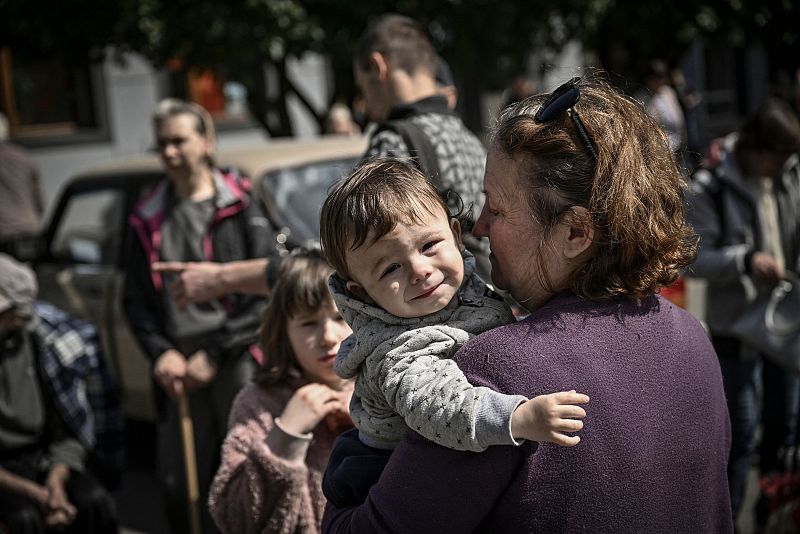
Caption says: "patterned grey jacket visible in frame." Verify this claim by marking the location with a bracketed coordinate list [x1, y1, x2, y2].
[364, 95, 487, 225]
[329, 255, 526, 451]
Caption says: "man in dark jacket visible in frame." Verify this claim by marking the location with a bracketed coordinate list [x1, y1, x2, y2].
[685, 99, 800, 526]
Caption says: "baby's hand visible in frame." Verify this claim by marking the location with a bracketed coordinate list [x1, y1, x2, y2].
[510, 390, 589, 447]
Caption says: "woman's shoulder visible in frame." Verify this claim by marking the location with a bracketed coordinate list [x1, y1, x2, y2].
[456, 292, 706, 382]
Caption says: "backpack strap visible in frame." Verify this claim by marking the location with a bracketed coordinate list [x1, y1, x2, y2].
[694, 166, 726, 244]
[377, 119, 444, 190]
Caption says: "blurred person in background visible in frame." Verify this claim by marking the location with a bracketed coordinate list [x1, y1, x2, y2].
[670, 67, 704, 172]
[326, 103, 361, 136]
[0, 254, 121, 534]
[685, 98, 800, 528]
[0, 113, 44, 258]
[635, 59, 688, 169]
[124, 99, 275, 534]
[502, 74, 536, 109]
[354, 14, 492, 281]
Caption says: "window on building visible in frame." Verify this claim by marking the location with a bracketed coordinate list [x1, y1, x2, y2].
[178, 65, 253, 130]
[0, 47, 108, 145]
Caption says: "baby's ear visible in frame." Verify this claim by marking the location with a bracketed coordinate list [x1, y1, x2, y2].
[450, 218, 464, 251]
[345, 280, 369, 301]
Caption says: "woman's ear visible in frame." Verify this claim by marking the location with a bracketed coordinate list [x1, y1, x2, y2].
[450, 218, 464, 252]
[560, 206, 594, 259]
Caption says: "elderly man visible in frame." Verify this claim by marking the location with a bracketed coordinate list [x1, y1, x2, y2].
[0, 254, 121, 533]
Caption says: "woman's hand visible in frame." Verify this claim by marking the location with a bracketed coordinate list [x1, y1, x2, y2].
[185, 350, 217, 391]
[153, 349, 187, 399]
[511, 390, 589, 446]
[279, 383, 348, 435]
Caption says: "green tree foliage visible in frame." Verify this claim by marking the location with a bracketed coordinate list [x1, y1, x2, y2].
[2, 0, 796, 136]
[577, 0, 799, 81]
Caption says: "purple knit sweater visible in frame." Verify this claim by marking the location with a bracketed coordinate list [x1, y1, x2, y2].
[323, 292, 733, 533]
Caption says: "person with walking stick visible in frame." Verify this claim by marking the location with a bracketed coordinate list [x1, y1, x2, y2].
[124, 99, 275, 533]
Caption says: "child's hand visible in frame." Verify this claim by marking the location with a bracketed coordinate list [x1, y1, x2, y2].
[280, 383, 347, 435]
[510, 390, 589, 447]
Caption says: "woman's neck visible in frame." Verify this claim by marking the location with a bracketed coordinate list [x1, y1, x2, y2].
[173, 167, 215, 201]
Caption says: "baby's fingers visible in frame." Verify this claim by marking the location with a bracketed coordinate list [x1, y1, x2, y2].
[553, 418, 584, 433]
[553, 390, 590, 404]
[548, 433, 581, 447]
[557, 405, 587, 419]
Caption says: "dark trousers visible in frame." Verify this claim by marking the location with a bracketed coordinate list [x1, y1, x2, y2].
[714, 336, 800, 519]
[322, 428, 392, 508]
[0, 460, 117, 534]
[157, 353, 254, 534]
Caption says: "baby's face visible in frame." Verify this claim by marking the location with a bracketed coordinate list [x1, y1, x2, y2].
[345, 209, 465, 319]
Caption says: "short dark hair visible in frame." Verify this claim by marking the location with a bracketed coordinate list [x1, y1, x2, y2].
[320, 158, 451, 281]
[735, 98, 800, 163]
[491, 75, 697, 299]
[355, 14, 437, 77]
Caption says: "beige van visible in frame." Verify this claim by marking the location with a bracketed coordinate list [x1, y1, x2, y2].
[32, 135, 366, 421]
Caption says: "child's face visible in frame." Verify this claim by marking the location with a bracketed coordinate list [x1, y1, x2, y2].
[287, 300, 352, 387]
[345, 208, 465, 318]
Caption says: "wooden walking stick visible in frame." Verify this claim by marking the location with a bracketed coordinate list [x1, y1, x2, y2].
[178, 391, 202, 534]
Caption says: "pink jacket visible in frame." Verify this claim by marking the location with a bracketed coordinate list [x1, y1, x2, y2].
[209, 378, 350, 534]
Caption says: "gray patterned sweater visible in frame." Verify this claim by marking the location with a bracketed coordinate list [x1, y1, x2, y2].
[364, 95, 487, 223]
[329, 256, 526, 451]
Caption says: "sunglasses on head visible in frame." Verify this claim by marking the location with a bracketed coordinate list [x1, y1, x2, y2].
[534, 77, 598, 161]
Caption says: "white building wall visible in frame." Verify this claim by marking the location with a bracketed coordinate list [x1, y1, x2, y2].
[29, 51, 328, 217]
[287, 53, 331, 139]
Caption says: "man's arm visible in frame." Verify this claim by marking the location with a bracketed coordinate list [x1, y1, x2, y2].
[152, 258, 270, 307]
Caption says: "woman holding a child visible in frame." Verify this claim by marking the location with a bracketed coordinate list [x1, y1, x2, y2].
[323, 77, 733, 532]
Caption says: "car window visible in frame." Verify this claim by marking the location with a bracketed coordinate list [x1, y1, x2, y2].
[51, 188, 125, 264]
[259, 157, 358, 246]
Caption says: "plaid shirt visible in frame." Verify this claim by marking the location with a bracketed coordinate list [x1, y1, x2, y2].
[33, 301, 124, 484]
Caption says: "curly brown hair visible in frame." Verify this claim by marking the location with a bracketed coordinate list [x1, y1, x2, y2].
[253, 248, 335, 387]
[491, 75, 698, 299]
